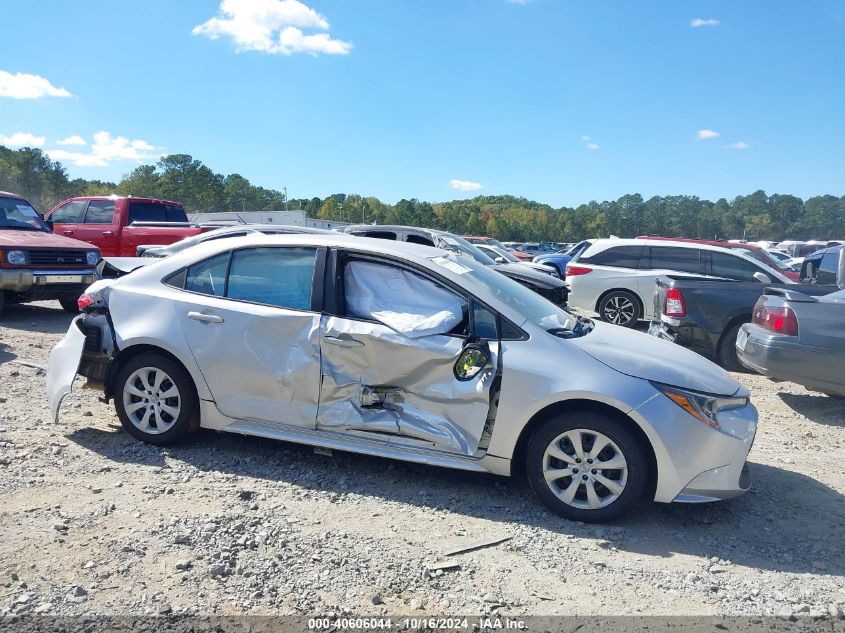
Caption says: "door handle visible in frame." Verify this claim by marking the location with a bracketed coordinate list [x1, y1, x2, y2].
[324, 335, 364, 347]
[62, 230, 74, 236]
[187, 311, 224, 324]
[101, 231, 114, 236]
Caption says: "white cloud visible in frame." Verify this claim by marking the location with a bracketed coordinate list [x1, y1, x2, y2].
[690, 18, 721, 29]
[0, 132, 46, 148]
[46, 131, 161, 168]
[192, 0, 352, 56]
[450, 179, 483, 192]
[691, 18, 720, 28]
[586, 143, 600, 150]
[580, 135, 592, 142]
[56, 135, 87, 146]
[697, 129, 720, 140]
[0, 71, 72, 99]
[726, 141, 749, 150]
[506, 0, 537, 4]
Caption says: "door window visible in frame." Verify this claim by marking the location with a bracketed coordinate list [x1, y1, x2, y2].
[647, 246, 705, 274]
[184, 252, 229, 297]
[128, 202, 167, 223]
[83, 200, 115, 224]
[710, 251, 764, 282]
[343, 259, 467, 338]
[580, 245, 644, 269]
[816, 252, 839, 285]
[50, 200, 87, 223]
[227, 247, 317, 310]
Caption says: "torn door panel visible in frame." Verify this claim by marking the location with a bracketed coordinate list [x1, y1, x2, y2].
[317, 315, 497, 456]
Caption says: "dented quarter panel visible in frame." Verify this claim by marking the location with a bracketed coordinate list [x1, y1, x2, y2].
[317, 315, 496, 455]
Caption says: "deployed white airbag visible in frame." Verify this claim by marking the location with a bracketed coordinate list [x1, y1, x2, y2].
[345, 261, 464, 338]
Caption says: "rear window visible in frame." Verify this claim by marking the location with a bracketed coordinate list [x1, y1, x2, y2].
[647, 246, 705, 275]
[580, 245, 644, 269]
[816, 252, 840, 285]
[359, 231, 397, 240]
[128, 202, 187, 223]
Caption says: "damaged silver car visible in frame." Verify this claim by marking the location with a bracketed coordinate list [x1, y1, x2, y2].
[47, 234, 757, 522]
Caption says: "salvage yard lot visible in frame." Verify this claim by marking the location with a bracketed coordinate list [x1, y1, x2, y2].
[1, 302, 844, 618]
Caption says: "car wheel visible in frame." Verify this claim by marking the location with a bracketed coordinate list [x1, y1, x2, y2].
[114, 353, 199, 445]
[598, 291, 640, 327]
[526, 411, 648, 522]
[717, 322, 746, 373]
[59, 298, 79, 313]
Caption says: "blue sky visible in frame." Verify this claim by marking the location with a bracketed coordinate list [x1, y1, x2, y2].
[1, 0, 844, 207]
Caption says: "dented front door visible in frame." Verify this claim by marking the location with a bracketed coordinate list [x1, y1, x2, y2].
[317, 316, 498, 455]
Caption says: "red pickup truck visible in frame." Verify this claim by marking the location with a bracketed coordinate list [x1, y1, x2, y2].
[45, 196, 209, 256]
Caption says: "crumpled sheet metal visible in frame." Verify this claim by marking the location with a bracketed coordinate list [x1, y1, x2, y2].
[108, 287, 322, 426]
[317, 315, 496, 456]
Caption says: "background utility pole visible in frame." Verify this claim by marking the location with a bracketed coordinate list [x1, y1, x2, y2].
[362, 198, 366, 223]
[283, 187, 288, 211]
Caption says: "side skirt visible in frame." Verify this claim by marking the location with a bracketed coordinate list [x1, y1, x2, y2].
[198, 400, 510, 475]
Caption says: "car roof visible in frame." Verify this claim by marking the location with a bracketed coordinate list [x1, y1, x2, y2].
[57, 195, 184, 206]
[636, 235, 770, 254]
[0, 191, 26, 200]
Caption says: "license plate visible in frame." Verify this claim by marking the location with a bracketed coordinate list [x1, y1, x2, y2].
[41, 275, 84, 284]
[736, 329, 749, 351]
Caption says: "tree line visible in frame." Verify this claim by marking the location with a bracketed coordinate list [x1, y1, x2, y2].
[1, 145, 843, 241]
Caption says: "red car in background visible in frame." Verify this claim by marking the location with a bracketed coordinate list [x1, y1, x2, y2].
[45, 196, 210, 257]
[636, 236, 800, 281]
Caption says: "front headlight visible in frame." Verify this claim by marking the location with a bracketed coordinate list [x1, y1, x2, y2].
[6, 250, 28, 265]
[86, 251, 100, 265]
[653, 382, 748, 429]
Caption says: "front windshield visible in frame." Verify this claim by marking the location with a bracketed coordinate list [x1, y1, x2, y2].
[735, 247, 791, 272]
[429, 255, 578, 332]
[0, 197, 49, 231]
[437, 234, 497, 265]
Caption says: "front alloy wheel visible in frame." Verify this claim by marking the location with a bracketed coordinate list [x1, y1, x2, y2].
[598, 291, 640, 327]
[526, 411, 648, 522]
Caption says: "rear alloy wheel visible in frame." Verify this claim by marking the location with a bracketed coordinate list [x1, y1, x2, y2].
[59, 298, 79, 313]
[717, 322, 746, 372]
[114, 353, 198, 445]
[598, 291, 640, 327]
[526, 412, 648, 522]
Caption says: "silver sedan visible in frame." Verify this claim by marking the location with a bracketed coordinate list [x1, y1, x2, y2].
[48, 234, 757, 522]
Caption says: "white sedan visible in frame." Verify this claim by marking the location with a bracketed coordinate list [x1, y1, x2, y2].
[48, 234, 757, 522]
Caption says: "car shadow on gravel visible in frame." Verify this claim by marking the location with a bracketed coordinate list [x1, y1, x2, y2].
[777, 393, 845, 427]
[0, 302, 76, 334]
[67, 426, 845, 578]
[0, 341, 16, 364]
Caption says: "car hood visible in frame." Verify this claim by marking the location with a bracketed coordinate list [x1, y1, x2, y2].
[491, 263, 566, 288]
[0, 229, 95, 250]
[518, 261, 557, 274]
[569, 322, 742, 396]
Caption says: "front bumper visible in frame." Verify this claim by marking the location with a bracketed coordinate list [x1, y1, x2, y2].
[0, 268, 95, 298]
[634, 391, 757, 504]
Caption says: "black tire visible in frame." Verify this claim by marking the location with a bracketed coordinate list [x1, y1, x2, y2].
[59, 298, 79, 313]
[526, 411, 649, 522]
[114, 352, 199, 445]
[717, 321, 746, 372]
[597, 290, 641, 328]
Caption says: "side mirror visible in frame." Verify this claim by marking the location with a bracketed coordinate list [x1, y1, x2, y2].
[44, 218, 54, 231]
[454, 341, 490, 381]
[494, 256, 507, 264]
[753, 272, 772, 284]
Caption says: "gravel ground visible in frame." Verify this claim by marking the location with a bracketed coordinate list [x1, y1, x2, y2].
[1, 301, 844, 619]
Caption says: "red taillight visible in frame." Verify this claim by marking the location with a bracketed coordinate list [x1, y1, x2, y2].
[753, 300, 798, 335]
[77, 293, 94, 311]
[664, 287, 686, 317]
[566, 264, 592, 276]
